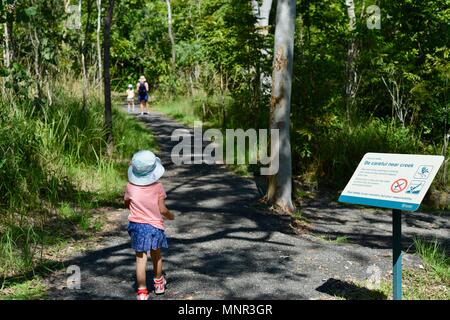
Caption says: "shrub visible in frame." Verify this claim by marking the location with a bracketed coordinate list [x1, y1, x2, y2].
[314, 119, 423, 189]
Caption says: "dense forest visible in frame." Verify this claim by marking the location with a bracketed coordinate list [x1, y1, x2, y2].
[29, 0, 450, 189]
[0, 0, 449, 293]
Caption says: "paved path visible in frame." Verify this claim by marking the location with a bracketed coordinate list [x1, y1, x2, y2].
[47, 110, 449, 300]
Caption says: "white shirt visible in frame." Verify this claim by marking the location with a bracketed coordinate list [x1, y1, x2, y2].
[127, 89, 135, 99]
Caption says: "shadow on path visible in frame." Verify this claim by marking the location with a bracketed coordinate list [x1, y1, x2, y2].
[46, 109, 448, 300]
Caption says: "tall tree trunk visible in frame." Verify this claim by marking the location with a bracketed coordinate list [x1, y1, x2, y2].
[64, 0, 71, 12]
[3, 7, 14, 97]
[346, 0, 356, 31]
[442, 76, 449, 185]
[251, 0, 273, 94]
[5, 10, 14, 66]
[104, 0, 114, 156]
[96, 0, 103, 93]
[3, 23, 10, 70]
[30, 25, 42, 99]
[2, 23, 10, 96]
[80, 0, 93, 108]
[80, 0, 87, 108]
[345, 0, 359, 125]
[165, 0, 176, 68]
[265, 0, 296, 213]
[251, 0, 273, 28]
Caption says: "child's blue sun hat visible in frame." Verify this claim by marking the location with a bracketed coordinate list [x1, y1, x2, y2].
[128, 150, 165, 186]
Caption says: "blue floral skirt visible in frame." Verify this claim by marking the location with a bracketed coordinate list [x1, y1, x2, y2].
[128, 222, 168, 252]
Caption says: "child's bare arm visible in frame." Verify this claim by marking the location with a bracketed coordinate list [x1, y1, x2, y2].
[124, 199, 131, 209]
[158, 197, 174, 220]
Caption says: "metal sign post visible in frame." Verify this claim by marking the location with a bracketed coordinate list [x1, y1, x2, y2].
[339, 153, 444, 300]
[392, 209, 402, 300]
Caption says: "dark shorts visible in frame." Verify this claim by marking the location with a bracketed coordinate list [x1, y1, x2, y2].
[138, 94, 148, 102]
[128, 222, 168, 252]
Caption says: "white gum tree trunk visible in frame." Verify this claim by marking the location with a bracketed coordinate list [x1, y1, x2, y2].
[345, 0, 359, 124]
[166, 0, 176, 69]
[251, 0, 273, 93]
[265, 0, 296, 213]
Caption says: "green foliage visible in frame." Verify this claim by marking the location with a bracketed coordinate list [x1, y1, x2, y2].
[0, 81, 156, 279]
[0, 278, 48, 300]
[112, 104, 158, 159]
[315, 119, 423, 188]
[414, 238, 450, 284]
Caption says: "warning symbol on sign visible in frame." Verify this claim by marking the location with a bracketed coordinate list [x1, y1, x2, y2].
[406, 180, 425, 194]
[414, 165, 433, 179]
[391, 179, 408, 193]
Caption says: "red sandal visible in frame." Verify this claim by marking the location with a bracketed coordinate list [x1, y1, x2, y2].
[136, 288, 149, 300]
[154, 276, 167, 295]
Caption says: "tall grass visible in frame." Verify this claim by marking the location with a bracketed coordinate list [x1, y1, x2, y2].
[155, 95, 430, 185]
[414, 238, 450, 284]
[314, 119, 423, 189]
[0, 81, 156, 280]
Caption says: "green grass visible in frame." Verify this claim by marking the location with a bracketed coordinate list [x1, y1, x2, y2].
[413, 238, 450, 284]
[377, 269, 450, 300]
[317, 235, 349, 245]
[154, 96, 203, 126]
[333, 236, 349, 244]
[0, 84, 157, 298]
[348, 238, 450, 300]
[314, 119, 423, 189]
[155, 95, 269, 178]
[0, 278, 47, 300]
[154, 93, 246, 129]
[292, 209, 303, 221]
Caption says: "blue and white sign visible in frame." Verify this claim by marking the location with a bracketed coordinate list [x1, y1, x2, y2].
[339, 153, 444, 211]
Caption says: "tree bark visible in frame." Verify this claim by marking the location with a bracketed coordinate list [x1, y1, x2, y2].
[265, 0, 296, 213]
[104, 0, 114, 155]
[345, 0, 359, 125]
[64, 0, 71, 12]
[3, 23, 10, 69]
[96, 0, 103, 93]
[165, 0, 176, 69]
[3, 6, 14, 97]
[29, 25, 42, 99]
[80, 0, 87, 108]
[2, 23, 10, 96]
[346, 0, 356, 31]
[5, 9, 14, 66]
[251, 0, 272, 28]
[251, 0, 273, 94]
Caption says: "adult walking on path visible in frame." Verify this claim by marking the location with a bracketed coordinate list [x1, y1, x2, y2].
[137, 76, 150, 116]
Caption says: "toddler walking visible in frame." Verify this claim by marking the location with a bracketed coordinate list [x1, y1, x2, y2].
[126, 84, 135, 113]
[124, 150, 174, 300]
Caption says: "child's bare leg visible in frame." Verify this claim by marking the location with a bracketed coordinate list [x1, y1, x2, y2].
[150, 249, 163, 279]
[136, 252, 148, 289]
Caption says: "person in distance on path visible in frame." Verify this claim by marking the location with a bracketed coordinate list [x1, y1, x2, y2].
[136, 76, 149, 116]
[126, 84, 135, 113]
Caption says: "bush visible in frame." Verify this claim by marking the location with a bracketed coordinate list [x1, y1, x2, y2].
[0, 84, 156, 278]
[314, 119, 423, 189]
